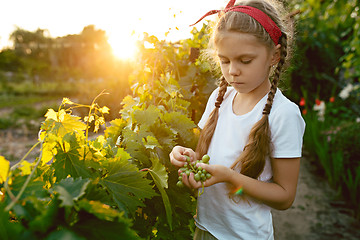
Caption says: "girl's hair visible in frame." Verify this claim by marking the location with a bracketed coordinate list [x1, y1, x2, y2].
[196, 0, 292, 179]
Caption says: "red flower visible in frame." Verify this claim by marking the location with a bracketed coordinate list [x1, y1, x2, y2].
[329, 97, 335, 103]
[300, 97, 305, 106]
[315, 99, 321, 106]
[302, 109, 307, 115]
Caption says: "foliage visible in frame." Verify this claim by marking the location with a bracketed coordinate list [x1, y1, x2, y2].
[301, 92, 360, 218]
[287, 0, 359, 103]
[0, 21, 219, 238]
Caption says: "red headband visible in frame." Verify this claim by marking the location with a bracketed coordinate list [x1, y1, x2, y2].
[190, 0, 282, 45]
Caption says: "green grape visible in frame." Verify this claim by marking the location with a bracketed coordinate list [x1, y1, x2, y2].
[176, 181, 184, 187]
[176, 154, 212, 194]
[194, 173, 201, 182]
[202, 154, 210, 163]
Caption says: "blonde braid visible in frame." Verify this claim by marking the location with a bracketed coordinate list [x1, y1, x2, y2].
[196, 77, 228, 157]
[263, 34, 288, 115]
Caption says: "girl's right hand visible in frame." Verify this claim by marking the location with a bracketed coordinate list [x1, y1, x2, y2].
[169, 146, 196, 168]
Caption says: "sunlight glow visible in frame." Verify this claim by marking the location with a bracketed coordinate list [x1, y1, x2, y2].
[108, 34, 138, 61]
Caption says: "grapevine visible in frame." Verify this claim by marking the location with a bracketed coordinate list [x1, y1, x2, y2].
[176, 154, 211, 196]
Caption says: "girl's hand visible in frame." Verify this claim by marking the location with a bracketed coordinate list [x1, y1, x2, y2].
[183, 163, 233, 189]
[169, 146, 197, 168]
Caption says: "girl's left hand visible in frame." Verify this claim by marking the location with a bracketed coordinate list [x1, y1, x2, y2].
[182, 163, 233, 189]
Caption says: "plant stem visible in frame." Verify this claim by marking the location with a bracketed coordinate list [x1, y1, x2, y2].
[5, 136, 45, 212]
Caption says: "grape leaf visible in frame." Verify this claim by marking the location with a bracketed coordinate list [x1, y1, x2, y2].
[52, 133, 92, 181]
[43, 109, 87, 137]
[53, 147, 91, 181]
[100, 159, 157, 214]
[10, 175, 47, 200]
[148, 155, 172, 230]
[142, 136, 161, 150]
[45, 229, 86, 240]
[77, 199, 125, 222]
[28, 199, 59, 233]
[133, 105, 161, 126]
[163, 112, 196, 141]
[0, 202, 24, 240]
[53, 177, 90, 207]
[72, 211, 139, 240]
[0, 156, 9, 184]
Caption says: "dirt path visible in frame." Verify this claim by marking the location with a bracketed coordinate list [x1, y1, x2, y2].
[1, 128, 360, 239]
[272, 155, 360, 240]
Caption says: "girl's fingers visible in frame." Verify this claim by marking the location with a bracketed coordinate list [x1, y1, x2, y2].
[183, 149, 196, 161]
[181, 173, 191, 188]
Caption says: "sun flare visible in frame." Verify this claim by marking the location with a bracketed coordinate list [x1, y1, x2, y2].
[108, 34, 138, 61]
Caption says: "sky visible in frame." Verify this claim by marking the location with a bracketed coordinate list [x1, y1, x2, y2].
[0, 0, 227, 59]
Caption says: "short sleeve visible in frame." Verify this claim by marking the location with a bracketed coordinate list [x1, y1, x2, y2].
[270, 102, 306, 158]
[198, 88, 219, 129]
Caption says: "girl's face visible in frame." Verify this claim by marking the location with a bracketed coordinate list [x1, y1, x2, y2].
[216, 31, 279, 95]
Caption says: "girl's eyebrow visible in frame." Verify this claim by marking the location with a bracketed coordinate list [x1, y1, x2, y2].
[217, 53, 257, 58]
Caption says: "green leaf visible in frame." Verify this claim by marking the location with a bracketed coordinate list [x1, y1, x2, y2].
[163, 112, 196, 141]
[133, 105, 161, 126]
[45, 229, 86, 240]
[10, 175, 48, 200]
[115, 148, 132, 161]
[53, 177, 90, 207]
[142, 136, 161, 150]
[148, 155, 172, 230]
[28, 199, 59, 233]
[43, 109, 87, 137]
[104, 118, 127, 142]
[100, 159, 157, 214]
[149, 122, 177, 150]
[0, 202, 24, 240]
[149, 154, 168, 189]
[52, 141, 91, 181]
[77, 199, 125, 222]
[122, 129, 151, 166]
[72, 211, 139, 240]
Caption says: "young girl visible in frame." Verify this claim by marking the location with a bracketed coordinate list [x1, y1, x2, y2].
[169, 0, 305, 239]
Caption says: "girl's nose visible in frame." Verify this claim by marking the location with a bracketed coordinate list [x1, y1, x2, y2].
[229, 62, 240, 76]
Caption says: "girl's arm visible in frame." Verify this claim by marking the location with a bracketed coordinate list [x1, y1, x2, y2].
[187, 157, 300, 210]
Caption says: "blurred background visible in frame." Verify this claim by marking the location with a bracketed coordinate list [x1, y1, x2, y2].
[0, 0, 359, 238]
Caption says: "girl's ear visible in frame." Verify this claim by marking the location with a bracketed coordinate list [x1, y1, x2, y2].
[271, 44, 281, 65]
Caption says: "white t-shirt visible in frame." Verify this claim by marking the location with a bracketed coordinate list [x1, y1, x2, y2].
[195, 87, 305, 240]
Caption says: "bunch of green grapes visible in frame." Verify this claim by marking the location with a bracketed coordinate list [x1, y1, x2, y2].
[176, 155, 211, 195]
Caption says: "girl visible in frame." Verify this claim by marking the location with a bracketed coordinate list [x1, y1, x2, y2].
[169, 0, 305, 239]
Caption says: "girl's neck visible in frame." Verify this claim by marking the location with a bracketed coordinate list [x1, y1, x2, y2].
[232, 79, 271, 116]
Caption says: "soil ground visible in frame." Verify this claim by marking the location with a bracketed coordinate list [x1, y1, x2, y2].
[1, 126, 360, 239]
[272, 155, 360, 240]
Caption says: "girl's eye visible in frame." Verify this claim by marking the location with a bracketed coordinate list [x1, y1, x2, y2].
[220, 60, 230, 64]
[242, 60, 252, 64]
